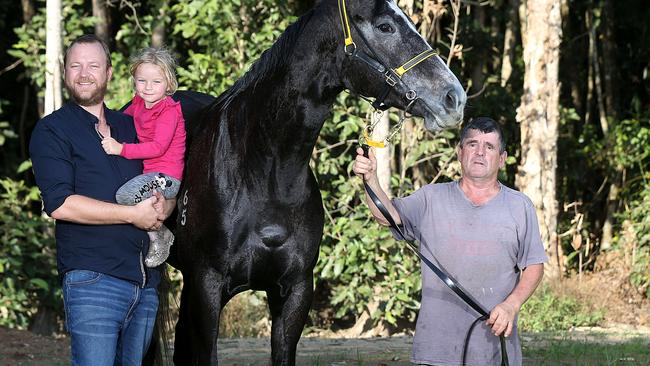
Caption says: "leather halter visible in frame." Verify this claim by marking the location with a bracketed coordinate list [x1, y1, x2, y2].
[337, 0, 437, 111]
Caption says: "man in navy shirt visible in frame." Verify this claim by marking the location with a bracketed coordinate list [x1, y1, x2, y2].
[30, 34, 174, 365]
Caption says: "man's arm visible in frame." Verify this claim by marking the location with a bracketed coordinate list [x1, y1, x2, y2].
[486, 263, 544, 337]
[352, 147, 402, 227]
[51, 194, 165, 230]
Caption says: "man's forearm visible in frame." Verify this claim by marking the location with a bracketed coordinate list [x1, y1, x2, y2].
[504, 263, 544, 311]
[50, 194, 136, 225]
[363, 178, 402, 227]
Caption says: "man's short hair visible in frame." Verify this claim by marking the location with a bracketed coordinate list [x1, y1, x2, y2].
[64, 34, 112, 68]
[459, 117, 506, 153]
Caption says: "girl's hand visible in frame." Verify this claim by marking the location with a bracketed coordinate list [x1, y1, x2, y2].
[101, 137, 123, 155]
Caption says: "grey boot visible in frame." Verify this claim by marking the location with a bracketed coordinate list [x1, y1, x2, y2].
[145, 224, 174, 267]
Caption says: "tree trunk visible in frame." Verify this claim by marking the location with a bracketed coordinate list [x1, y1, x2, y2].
[587, 10, 608, 136]
[372, 112, 392, 197]
[469, 5, 487, 95]
[562, 0, 584, 121]
[28, 304, 58, 336]
[598, 0, 621, 251]
[515, 0, 562, 278]
[584, 8, 594, 126]
[20, 0, 35, 161]
[152, 0, 169, 47]
[600, 0, 618, 121]
[21, 0, 35, 20]
[92, 0, 112, 47]
[500, 0, 519, 87]
[44, 0, 62, 117]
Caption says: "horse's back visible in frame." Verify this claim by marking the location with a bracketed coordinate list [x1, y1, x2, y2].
[172, 90, 216, 140]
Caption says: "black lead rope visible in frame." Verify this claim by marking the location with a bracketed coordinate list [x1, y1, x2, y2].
[360, 145, 509, 366]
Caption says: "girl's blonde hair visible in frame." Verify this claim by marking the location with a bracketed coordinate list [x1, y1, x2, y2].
[129, 47, 178, 95]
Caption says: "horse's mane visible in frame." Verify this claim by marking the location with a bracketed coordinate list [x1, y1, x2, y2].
[213, 10, 316, 111]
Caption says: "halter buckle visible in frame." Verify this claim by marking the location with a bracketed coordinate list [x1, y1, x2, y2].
[384, 71, 398, 87]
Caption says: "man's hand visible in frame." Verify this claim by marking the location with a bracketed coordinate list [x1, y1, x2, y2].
[101, 137, 123, 155]
[152, 191, 176, 220]
[130, 196, 165, 231]
[486, 301, 518, 337]
[352, 147, 378, 183]
[487, 264, 544, 338]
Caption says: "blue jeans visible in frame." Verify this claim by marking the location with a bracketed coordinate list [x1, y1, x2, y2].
[63, 270, 159, 366]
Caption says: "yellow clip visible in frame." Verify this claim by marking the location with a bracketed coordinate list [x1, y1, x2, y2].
[362, 129, 386, 148]
[394, 66, 407, 77]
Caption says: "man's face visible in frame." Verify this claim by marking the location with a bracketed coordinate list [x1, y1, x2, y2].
[64, 42, 112, 107]
[457, 129, 506, 182]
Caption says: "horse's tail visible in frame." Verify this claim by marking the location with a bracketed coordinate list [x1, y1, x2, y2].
[143, 265, 174, 366]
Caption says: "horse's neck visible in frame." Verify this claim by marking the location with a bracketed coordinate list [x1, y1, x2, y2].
[222, 8, 343, 170]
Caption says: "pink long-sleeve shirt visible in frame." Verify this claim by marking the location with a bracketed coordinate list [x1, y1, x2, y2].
[121, 95, 186, 180]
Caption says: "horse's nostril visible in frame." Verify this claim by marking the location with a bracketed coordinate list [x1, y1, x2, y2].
[445, 91, 456, 109]
[444, 87, 465, 112]
[445, 89, 459, 111]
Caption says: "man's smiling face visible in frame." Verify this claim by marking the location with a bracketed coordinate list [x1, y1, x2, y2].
[64, 42, 112, 107]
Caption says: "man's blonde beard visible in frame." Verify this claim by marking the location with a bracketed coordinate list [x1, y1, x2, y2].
[65, 79, 108, 107]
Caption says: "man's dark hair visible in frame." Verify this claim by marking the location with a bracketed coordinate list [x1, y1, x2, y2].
[64, 34, 112, 67]
[459, 117, 506, 153]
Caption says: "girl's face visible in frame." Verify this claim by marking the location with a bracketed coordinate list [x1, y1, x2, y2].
[134, 63, 168, 108]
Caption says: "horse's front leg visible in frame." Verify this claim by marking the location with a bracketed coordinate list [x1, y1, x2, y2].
[176, 267, 226, 366]
[266, 275, 314, 366]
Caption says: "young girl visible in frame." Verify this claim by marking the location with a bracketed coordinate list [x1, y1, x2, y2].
[101, 47, 186, 267]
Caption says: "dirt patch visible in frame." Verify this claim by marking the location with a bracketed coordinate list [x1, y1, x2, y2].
[554, 252, 650, 327]
[0, 327, 68, 366]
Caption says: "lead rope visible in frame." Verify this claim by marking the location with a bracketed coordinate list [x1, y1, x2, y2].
[359, 145, 508, 366]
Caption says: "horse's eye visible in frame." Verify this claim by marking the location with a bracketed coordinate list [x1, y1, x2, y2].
[378, 23, 395, 33]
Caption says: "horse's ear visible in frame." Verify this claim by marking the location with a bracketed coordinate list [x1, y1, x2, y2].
[119, 100, 132, 113]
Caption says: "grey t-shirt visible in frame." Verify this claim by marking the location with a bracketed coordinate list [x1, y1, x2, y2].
[391, 181, 547, 366]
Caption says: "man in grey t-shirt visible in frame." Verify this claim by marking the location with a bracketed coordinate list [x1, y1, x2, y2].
[353, 117, 547, 365]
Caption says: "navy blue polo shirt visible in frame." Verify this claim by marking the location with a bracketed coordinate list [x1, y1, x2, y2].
[29, 102, 160, 288]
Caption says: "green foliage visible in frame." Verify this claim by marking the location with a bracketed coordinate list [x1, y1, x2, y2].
[609, 116, 650, 296]
[170, 0, 295, 95]
[0, 178, 59, 329]
[108, 0, 174, 109]
[9, 0, 95, 93]
[104, 0, 296, 109]
[219, 291, 271, 337]
[619, 188, 650, 298]
[0, 99, 17, 146]
[519, 285, 603, 332]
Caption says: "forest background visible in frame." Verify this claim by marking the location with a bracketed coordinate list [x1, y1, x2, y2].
[0, 0, 648, 338]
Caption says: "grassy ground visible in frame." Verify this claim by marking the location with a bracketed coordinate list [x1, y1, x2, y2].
[524, 338, 649, 366]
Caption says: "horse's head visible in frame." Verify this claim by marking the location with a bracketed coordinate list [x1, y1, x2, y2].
[337, 0, 466, 131]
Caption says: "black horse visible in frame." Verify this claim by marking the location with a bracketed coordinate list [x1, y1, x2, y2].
[171, 0, 466, 364]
